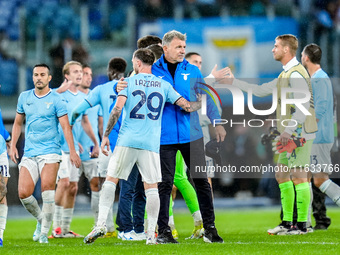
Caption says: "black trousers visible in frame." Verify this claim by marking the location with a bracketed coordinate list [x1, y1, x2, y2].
[312, 182, 331, 226]
[157, 138, 215, 232]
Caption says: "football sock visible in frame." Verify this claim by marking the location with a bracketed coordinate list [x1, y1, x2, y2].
[295, 182, 311, 222]
[145, 188, 160, 237]
[20, 195, 42, 223]
[106, 205, 115, 233]
[168, 195, 175, 229]
[319, 179, 340, 206]
[279, 181, 294, 222]
[53, 205, 63, 229]
[0, 204, 8, 239]
[62, 208, 74, 234]
[192, 211, 203, 226]
[169, 195, 173, 217]
[307, 182, 313, 227]
[98, 181, 116, 227]
[174, 152, 200, 214]
[41, 190, 55, 235]
[91, 191, 100, 224]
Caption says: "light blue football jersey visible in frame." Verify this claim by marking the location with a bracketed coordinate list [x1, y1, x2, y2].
[117, 73, 181, 153]
[85, 80, 118, 130]
[0, 108, 10, 154]
[312, 69, 334, 144]
[16, 89, 68, 157]
[58, 90, 86, 152]
[0, 136, 5, 155]
[85, 80, 120, 151]
[79, 101, 102, 161]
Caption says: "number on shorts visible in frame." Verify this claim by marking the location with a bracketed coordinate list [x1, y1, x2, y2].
[310, 155, 318, 165]
[290, 150, 296, 159]
[0, 165, 7, 176]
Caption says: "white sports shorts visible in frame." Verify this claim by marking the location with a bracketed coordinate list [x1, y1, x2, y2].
[98, 149, 113, 178]
[107, 146, 162, 184]
[309, 143, 333, 174]
[0, 152, 10, 178]
[58, 151, 80, 182]
[79, 158, 99, 181]
[19, 154, 62, 185]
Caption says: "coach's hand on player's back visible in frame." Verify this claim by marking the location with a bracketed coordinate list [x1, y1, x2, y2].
[116, 77, 128, 93]
[70, 151, 81, 168]
[101, 136, 110, 156]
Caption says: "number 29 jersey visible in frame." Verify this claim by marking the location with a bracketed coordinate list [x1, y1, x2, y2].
[117, 73, 181, 153]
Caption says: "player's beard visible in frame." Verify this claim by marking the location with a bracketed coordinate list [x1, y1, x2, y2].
[35, 81, 48, 90]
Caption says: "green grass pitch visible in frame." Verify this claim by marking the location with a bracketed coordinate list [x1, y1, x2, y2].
[1, 207, 340, 254]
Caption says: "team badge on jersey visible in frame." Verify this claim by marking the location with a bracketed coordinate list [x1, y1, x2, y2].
[181, 73, 190, 80]
[45, 102, 53, 109]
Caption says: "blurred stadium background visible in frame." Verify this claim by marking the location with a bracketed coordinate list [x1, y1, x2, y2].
[1, 0, 340, 209]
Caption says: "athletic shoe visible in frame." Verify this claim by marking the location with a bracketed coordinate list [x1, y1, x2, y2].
[48, 227, 62, 239]
[146, 234, 157, 245]
[39, 234, 49, 244]
[172, 229, 179, 239]
[134, 232, 147, 241]
[33, 222, 41, 242]
[63, 230, 83, 238]
[203, 226, 224, 243]
[307, 226, 314, 233]
[314, 223, 329, 230]
[122, 230, 136, 240]
[157, 229, 179, 244]
[286, 222, 308, 235]
[268, 221, 292, 235]
[84, 225, 107, 244]
[0, 237, 3, 247]
[186, 224, 204, 239]
[102, 231, 117, 238]
[117, 231, 124, 240]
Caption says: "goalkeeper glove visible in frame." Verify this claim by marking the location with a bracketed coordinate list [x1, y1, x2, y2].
[273, 137, 306, 154]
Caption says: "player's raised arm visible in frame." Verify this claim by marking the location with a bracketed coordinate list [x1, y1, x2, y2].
[70, 100, 91, 125]
[175, 95, 202, 113]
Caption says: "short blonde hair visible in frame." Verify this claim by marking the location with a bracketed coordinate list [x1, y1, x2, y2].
[275, 34, 298, 55]
[62, 61, 82, 76]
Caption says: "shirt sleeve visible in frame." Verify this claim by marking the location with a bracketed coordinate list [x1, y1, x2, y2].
[85, 86, 100, 107]
[70, 99, 91, 125]
[54, 94, 68, 118]
[98, 105, 103, 117]
[232, 78, 277, 97]
[284, 71, 310, 135]
[312, 78, 329, 121]
[118, 78, 129, 98]
[0, 110, 10, 141]
[16, 92, 25, 114]
[166, 82, 181, 104]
